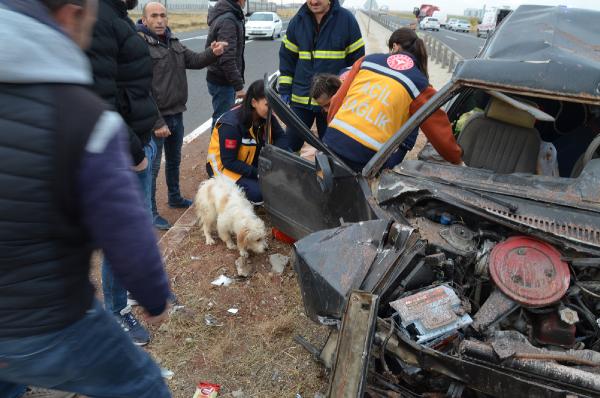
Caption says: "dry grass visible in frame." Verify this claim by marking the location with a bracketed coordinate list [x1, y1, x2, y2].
[129, 12, 208, 32]
[144, 225, 329, 397]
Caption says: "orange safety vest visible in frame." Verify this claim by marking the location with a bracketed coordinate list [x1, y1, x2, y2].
[207, 120, 259, 182]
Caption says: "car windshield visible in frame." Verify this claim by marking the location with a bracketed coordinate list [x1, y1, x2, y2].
[429, 18, 438, 21]
[249, 13, 273, 21]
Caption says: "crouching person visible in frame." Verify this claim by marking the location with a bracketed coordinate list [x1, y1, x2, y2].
[206, 79, 285, 204]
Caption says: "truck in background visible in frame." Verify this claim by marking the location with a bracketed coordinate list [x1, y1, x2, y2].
[413, 4, 440, 22]
[477, 7, 512, 37]
[431, 10, 447, 27]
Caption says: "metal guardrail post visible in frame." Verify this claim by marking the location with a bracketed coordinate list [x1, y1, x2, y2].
[442, 47, 449, 68]
[448, 53, 455, 72]
[436, 43, 442, 64]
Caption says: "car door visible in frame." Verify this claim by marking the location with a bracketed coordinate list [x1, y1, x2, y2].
[259, 77, 376, 240]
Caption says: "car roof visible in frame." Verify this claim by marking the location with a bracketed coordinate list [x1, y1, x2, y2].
[453, 5, 600, 103]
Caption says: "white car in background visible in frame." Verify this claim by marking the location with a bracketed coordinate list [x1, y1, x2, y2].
[453, 19, 471, 33]
[245, 12, 283, 40]
[420, 17, 440, 31]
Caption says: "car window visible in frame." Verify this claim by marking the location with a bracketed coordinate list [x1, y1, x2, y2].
[429, 18, 438, 22]
[249, 13, 273, 21]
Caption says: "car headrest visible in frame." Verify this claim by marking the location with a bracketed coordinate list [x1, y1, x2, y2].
[485, 96, 537, 128]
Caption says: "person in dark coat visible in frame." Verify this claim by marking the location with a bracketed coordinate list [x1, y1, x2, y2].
[86, 0, 160, 346]
[0, 1, 171, 397]
[138, 1, 227, 230]
[206, 0, 246, 129]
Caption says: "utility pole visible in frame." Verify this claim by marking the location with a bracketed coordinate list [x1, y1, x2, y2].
[366, 0, 373, 34]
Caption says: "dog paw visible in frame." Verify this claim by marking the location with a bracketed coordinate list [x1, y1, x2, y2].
[205, 237, 216, 245]
[226, 242, 236, 250]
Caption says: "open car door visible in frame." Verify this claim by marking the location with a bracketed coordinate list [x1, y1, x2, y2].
[259, 75, 375, 240]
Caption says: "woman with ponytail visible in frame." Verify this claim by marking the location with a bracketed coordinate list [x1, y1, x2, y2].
[323, 28, 463, 172]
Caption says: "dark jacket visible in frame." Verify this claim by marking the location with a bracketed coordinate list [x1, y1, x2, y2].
[206, 0, 245, 91]
[279, 0, 364, 110]
[137, 24, 218, 129]
[86, 0, 158, 165]
[0, 1, 170, 337]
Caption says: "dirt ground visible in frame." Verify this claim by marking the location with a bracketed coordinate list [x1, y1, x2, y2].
[100, 132, 330, 397]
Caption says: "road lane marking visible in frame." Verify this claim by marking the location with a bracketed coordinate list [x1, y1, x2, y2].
[181, 35, 207, 42]
[183, 71, 279, 145]
[444, 35, 458, 40]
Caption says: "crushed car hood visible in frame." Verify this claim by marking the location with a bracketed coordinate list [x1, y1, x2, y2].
[454, 5, 600, 103]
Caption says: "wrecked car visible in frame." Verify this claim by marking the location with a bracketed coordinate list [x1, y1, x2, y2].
[258, 4, 600, 398]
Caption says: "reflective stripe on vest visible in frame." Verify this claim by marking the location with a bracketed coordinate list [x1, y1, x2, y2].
[279, 75, 293, 85]
[330, 67, 416, 152]
[207, 124, 258, 181]
[345, 38, 365, 54]
[291, 93, 311, 105]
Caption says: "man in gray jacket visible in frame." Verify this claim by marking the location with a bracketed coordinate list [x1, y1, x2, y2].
[138, 2, 226, 229]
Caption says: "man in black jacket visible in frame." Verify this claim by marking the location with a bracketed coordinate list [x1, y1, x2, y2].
[139, 2, 226, 230]
[86, 0, 159, 346]
[206, 0, 246, 129]
[0, 0, 171, 397]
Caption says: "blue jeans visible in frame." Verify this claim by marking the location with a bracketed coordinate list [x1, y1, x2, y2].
[151, 113, 185, 215]
[207, 81, 235, 130]
[102, 141, 156, 315]
[0, 300, 171, 398]
[237, 177, 262, 203]
[285, 106, 328, 152]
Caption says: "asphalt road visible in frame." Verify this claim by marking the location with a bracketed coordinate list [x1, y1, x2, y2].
[176, 21, 289, 135]
[426, 28, 485, 59]
[380, 14, 485, 59]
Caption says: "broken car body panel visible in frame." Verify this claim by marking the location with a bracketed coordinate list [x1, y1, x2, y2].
[260, 4, 600, 397]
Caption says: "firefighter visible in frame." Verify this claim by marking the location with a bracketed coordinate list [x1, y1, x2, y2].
[324, 28, 464, 172]
[279, 0, 365, 152]
[206, 80, 285, 203]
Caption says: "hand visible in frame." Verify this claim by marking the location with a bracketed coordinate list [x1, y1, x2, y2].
[132, 156, 148, 172]
[280, 94, 290, 105]
[154, 125, 171, 138]
[235, 90, 246, 99]
[210, 40, 228, 56]
[144, 304, 170, 326]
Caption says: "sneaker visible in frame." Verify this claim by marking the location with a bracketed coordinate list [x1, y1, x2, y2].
[153, 214, 172, 230]
[22, 388, 77, 398]
[116, 306, 150, 346]
[127, 291, 138, 307]
[168, 197, 193, 208]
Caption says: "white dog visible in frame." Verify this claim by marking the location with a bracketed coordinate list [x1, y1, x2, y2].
[195, 176, 267, 260]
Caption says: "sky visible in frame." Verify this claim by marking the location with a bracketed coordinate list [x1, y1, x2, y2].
[341, 0, 600, 15]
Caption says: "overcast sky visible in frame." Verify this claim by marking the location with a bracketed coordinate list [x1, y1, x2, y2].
[341, 0, 600, 15]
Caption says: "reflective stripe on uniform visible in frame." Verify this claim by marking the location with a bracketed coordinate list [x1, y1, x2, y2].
[298, 50, 346, 60]
[291, 94, 311, 105]
[279, 75, 293, 85]
[313, 50, 346, 59]
[345, 38, 365, 54]
[207, 153, 222, 176]
[242, 138, 257, 145]
[330, 118, 384, 151]
[361, 61, 420, 98]
[282, 35, 299, 53]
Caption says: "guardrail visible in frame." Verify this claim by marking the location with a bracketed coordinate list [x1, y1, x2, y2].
[422, 34, 463, 73]
[360, 10, 463, 73]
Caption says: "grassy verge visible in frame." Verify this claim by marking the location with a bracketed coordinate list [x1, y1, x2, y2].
[129, 12, 208, 32]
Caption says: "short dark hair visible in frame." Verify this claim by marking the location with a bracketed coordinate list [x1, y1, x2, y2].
[240, 79, 266, 128]
[310, 74, 341, 100]
[40, 0, 86, 11]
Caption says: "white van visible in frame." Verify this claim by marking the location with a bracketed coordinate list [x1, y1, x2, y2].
[432, 11, 447, 28]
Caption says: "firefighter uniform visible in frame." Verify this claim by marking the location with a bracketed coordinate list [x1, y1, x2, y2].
[278, 0, 365, 150]
[324, 52, 463, 171]
[206, 107, 284, 202]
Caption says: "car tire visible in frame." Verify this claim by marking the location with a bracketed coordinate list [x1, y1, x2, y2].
[270, 29, 275, 40]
